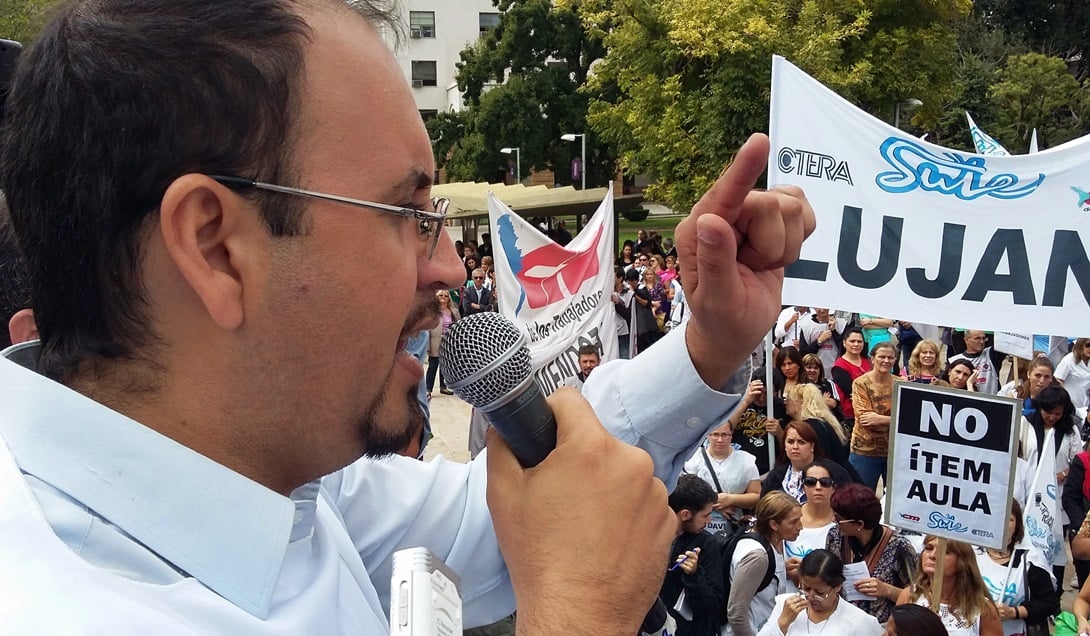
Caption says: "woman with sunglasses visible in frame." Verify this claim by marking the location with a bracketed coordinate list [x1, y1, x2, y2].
[825, 483, 916, 623]
[784, 461, 839, 582]
[898, 536, 1002, 636]
[757, 549, 882, 635]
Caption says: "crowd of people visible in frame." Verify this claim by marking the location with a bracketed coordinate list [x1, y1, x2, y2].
[656, 303, 1090, 635]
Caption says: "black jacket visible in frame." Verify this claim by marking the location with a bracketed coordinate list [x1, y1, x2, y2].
[659, 530, 724, 636]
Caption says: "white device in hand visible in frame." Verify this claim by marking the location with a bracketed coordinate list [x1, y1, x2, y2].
[390, 547, 462, 636]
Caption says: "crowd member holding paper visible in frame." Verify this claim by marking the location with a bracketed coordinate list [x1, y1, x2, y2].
[972, 499, 1058, 636]
[897, 537, 1003, 636]
[757, 550, 882, 636]
[825, 483, 916, 623]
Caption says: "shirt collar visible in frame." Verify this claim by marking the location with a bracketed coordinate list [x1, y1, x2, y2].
[0, 346, 298, 618]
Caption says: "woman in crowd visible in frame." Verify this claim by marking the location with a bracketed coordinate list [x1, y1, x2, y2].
[944, 358, 978, 391]
[973, 499, 1058, 636]
[901, 339, 947, 385]
[1020, 385, 1083, 582]
[652, 254, 676, 287]
[478, 255, 495, 289]
[641, 267, 669, 328]
[425, 289, 459, 398]
[774, 346, 804, 403]
[784, 383, 851, 474]
[757, 549, 882, 635]
[761, 421, 850, 503]
[849, 341, 898, 490]
[724, 492, 802, 636]
[616, 240, 636, 269]
[683, 422, 761, 534]
[831, 327, 871, 436]
[625, 267, 660, 355]
[462, 255, 479, 286]
[882, 604, 948, 636]
[1056, 337, 1090, 410]
[801, 353, 842, 416]
[784, 461, 840, 569]
[897, 537, 1002, 636]
[1002, 354, 1055, 419]
[826, 483, 917, 624]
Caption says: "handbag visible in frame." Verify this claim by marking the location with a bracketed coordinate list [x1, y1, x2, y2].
[1053, 611, 1078, 636]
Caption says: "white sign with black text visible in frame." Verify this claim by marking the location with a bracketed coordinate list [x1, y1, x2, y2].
[885, 383, 1020, 550]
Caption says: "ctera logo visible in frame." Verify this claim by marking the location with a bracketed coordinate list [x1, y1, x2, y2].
[899, 513, 920, 523]
[1072, 187, 1090, 213]
[496, 213, 605, 313]
[875, 137, 1044, 201]
[776, 147, 853, 185]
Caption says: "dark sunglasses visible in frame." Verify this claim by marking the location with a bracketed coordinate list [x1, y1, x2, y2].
[802, 477, 835, 488]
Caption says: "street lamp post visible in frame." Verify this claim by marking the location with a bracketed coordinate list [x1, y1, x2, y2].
[894, 98, 923, 129]
[500, 147, 520, 184]
[561, 133, 585, 190]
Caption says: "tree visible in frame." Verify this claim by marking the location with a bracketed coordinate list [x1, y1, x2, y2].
[582, 0, 969, 211]
[989, 52, 1088, 149]
[0, 0, 53, 46]
[975, 0, 1090, 80]
[433, 0, 615, 187]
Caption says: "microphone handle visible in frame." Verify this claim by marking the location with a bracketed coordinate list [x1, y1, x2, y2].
[481, 383, 557, 468]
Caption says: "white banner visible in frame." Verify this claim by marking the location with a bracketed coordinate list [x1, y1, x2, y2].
[488, 191, 618, 395]
[994, 331, 1034, 358]
[1023, 429, 1063, 565]
[966, 111, 1011, 156]
[769, 56, 1090, 337]
[885, 383, 1019, 550]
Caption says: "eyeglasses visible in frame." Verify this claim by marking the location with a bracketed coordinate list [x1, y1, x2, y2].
[799, 587, 834, 600]
[802, 477, 835, 488]
[835, 518, 862, 527]
[472, 276, 485, 280]
[210, 175, 449, 259]
[708, 432, 732, 439]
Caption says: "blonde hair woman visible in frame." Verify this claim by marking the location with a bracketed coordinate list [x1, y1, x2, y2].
[784, 383, 852, 476]
[903, 339, 947, 385]
[896, 537, 1002, 636]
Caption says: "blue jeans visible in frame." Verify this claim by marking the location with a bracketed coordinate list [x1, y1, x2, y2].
[849, 453, 887, 491]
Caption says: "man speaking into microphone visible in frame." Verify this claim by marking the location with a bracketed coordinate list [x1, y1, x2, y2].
[0, 0, 813, 632]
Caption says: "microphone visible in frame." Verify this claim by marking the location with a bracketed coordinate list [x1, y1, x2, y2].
[438, 312, 556, 467]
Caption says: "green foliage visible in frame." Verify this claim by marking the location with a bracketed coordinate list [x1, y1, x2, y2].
[989, 52, 1087, 150]
[583, 0, 969, 211]
[434, 0, 615, 186]
[0, 0, 53, 45]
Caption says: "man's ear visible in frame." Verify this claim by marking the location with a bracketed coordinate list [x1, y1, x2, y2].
[678, 509, 693, 524]
[158, 175, 256, 331]
[8, 308, 37, 345]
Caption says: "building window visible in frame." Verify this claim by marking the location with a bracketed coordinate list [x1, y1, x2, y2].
[409, 11, 435, 38]
[418, 109, 439, 122]
[479, 13, 500, 36]
[411, 61, 437, 88]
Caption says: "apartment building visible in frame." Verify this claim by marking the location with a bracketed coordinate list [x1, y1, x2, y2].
[387, 1, 501, 121]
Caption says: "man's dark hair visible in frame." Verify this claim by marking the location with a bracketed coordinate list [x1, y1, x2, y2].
[668, 473, 716, 514]
[577, 344, 599, 358]
[0, 0, 395, 381]
[0, 194, 31, 349]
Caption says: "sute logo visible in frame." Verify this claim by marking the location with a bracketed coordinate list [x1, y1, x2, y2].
[875, 137, 1044, 200]
[926, 511, 969, 533]
[776, 147, 853, 185]
[899, 513, 920, 523]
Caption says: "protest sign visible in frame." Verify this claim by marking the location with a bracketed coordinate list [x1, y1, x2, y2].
[886, 383, 1019, 549]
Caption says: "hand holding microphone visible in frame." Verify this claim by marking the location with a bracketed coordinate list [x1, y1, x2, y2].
[440, 312, 678, 634]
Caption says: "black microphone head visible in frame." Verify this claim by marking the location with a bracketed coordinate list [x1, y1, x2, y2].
[438, 312, 532, 410]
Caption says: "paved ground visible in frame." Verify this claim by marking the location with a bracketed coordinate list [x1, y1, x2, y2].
[423, 392, 473, 463]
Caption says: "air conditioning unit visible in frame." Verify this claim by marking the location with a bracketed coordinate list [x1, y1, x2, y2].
[410, 27, 422, 38]
[412, 79, 424, 88]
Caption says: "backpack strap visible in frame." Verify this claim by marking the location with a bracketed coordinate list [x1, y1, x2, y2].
[747, 532, 777, 593]
[864, 527, 894, 575]
[701, 447, 724, 493]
